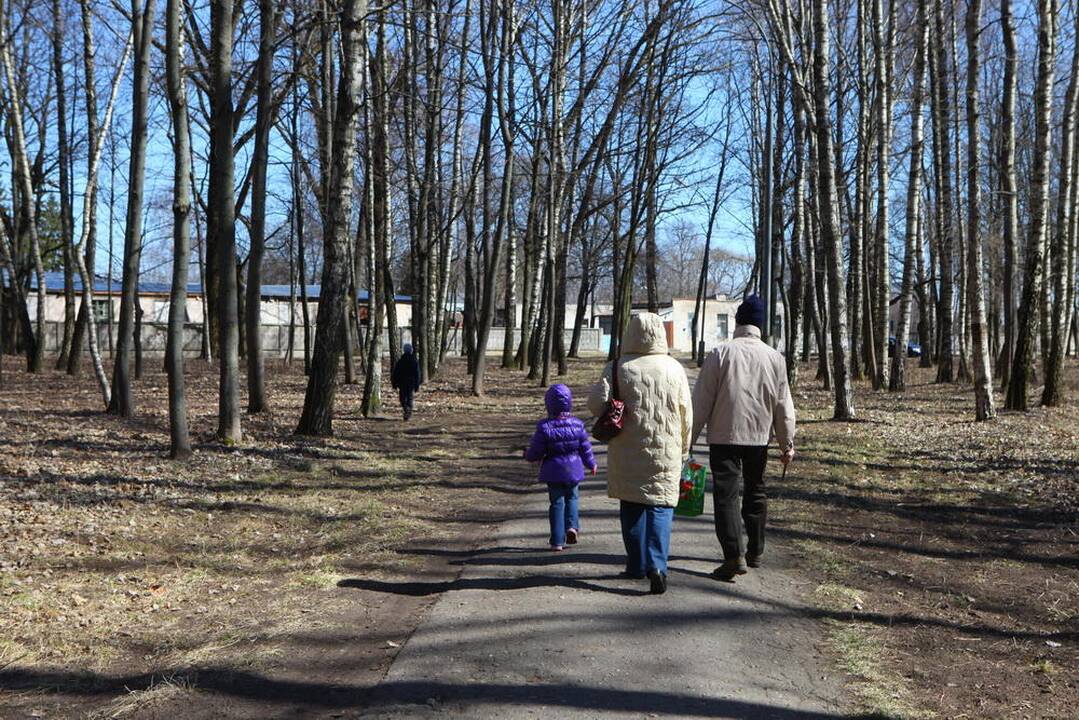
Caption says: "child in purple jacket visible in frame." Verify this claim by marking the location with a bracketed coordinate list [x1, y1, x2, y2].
[525, 384, 597, 550]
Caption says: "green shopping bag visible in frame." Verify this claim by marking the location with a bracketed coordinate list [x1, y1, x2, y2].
[674, 457, 707, 517]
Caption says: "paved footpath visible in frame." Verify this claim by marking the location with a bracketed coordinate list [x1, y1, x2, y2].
[356, 446, 855, 720]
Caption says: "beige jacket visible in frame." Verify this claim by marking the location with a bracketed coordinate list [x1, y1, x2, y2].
[588, 313, 692, 507]
[691, 324, 795, 450]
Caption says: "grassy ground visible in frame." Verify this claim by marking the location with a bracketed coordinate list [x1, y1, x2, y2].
[1, 352, 1076, 718]
[0, 354, 600, 718]
[775, 360, 1079, 719]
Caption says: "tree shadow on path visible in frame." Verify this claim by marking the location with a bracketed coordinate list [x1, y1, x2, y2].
[337, 574, 649, 597]
[0, 667, 887, 718]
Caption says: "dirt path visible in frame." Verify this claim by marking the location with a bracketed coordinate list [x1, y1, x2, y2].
[351, 441, 853, 719]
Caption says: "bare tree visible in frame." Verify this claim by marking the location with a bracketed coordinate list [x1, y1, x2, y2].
[165, 0, 192, 458]
[108, 0, 156, 417]
[963, 0, 995, 419]
[998, 0, 1018, 391]
[891, 0, 928, 393]
[296, 0, 368, 436]
[210, 0, 241, 441]
[52, 0, 76, 370]
[870, 0, 892, 390]
[810, 0, 855, 419]
[1042, 2, 1079, 406]
[0, 0, 48, 373]
[930, 0, 956, 383]
[246, 0, 277, 414]
[1007, 0, 1056, 410]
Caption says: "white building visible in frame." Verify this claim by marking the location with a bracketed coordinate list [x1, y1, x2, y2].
[649, 295, 784, 354]
[14, 271, 414, 357]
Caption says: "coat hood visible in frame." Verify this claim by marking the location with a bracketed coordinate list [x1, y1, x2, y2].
[623, 312, 668, 355]
[545, 383, 573, 416]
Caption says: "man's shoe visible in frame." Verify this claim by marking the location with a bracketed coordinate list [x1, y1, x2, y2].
[566, 528, 579, 545]
[746, 553, 762, 568]
[712, 557, 748, 581]
[647, 569, 667, 595]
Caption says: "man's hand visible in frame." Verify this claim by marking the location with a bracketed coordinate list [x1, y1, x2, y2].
[591, 466, 597, 476]
[780, 447, 795, 466]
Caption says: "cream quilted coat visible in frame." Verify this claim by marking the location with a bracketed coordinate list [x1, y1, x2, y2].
[588, 313, 692, 507]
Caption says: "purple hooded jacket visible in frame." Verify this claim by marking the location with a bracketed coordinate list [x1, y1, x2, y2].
[524, 384, 597, 485]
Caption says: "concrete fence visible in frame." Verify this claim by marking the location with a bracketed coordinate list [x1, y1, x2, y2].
[36, 321, 605, 359]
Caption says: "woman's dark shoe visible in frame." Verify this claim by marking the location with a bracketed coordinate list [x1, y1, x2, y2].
[647, 569, 667, 595]
[745, 553, 761, 568]
[566, 528, 579, 545]
[619, 570, 645, 580]
[712, 557, 748, 581]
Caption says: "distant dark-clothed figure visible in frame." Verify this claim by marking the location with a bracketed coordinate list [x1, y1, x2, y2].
[691, 295, 796, 581]
[588, 312, 692, 595]
[391, 344, 421, 420]
[524, 384, 597, 550]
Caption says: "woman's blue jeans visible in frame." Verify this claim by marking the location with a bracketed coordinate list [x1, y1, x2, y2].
[548, 483, 580, 546]
[619, 501, 673, 576]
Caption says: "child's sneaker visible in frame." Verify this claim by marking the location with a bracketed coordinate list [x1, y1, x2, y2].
[551, 545, 564, 552]
[566, 528, 579, 545]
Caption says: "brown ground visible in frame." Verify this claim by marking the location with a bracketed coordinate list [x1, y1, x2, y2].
[0, 355, 597, 719]
[775, 360, 1079, 719]
[1, 354, 1076, 719]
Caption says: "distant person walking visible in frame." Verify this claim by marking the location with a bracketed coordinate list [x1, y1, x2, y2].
[391, 344, 421, 421]
[691, 295, 796, 581]
[589, 312, 692, 595]
[524, 384, 597, 551]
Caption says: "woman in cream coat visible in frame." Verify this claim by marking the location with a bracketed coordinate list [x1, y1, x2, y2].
[589, 312, 692, 594]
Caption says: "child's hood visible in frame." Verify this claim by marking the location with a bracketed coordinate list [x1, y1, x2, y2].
[545, 384, 573, 416]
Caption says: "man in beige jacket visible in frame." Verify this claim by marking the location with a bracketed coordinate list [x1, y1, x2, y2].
[690, 296, 795, 581]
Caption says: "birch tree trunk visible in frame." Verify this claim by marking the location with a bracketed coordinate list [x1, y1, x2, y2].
[361, 20, 384, 417]
[375, 9, 400, 365]
[68, 25, 134, 407]
[811, 0, 855, 419]
[999, 0, 1018, 391]
[297, 0, 368, 436]
[0, 0, 46, 373]
[68, 0, 101, 375]
[53, 0, 76, 369]
[787, 88, 806, 387]
[1007, 0, 1057, 410]
[473, 0, 512, 395]
[1042, 3, 1079, 406]
[930, 0, 957, 383]
[210, 0, 242, 440]
[165, 0, 192, 458]
[108, 0, 155, 417]
[871, 0, 891, 390]
[964, 0, 995, 419]
[245, 0, 276, 413]
[890, 0, 927, 392]
[499, 0, 518, 369]
[852, 0, 868, 380]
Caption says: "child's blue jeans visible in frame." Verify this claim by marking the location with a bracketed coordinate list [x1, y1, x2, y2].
[619, 501, 673, 576]
[547, 483, 580, 547]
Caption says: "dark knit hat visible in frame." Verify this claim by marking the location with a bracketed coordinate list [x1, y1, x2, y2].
[735, 295, 765, 331]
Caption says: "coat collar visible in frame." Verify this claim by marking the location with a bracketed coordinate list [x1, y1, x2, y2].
[733, 324, 761, 340]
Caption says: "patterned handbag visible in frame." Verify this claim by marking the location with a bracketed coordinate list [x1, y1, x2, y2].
[591, 360, 625, 442]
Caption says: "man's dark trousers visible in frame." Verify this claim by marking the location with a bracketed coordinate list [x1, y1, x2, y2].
[399, 388, 414, 420]
[709, 444, 768, 561]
